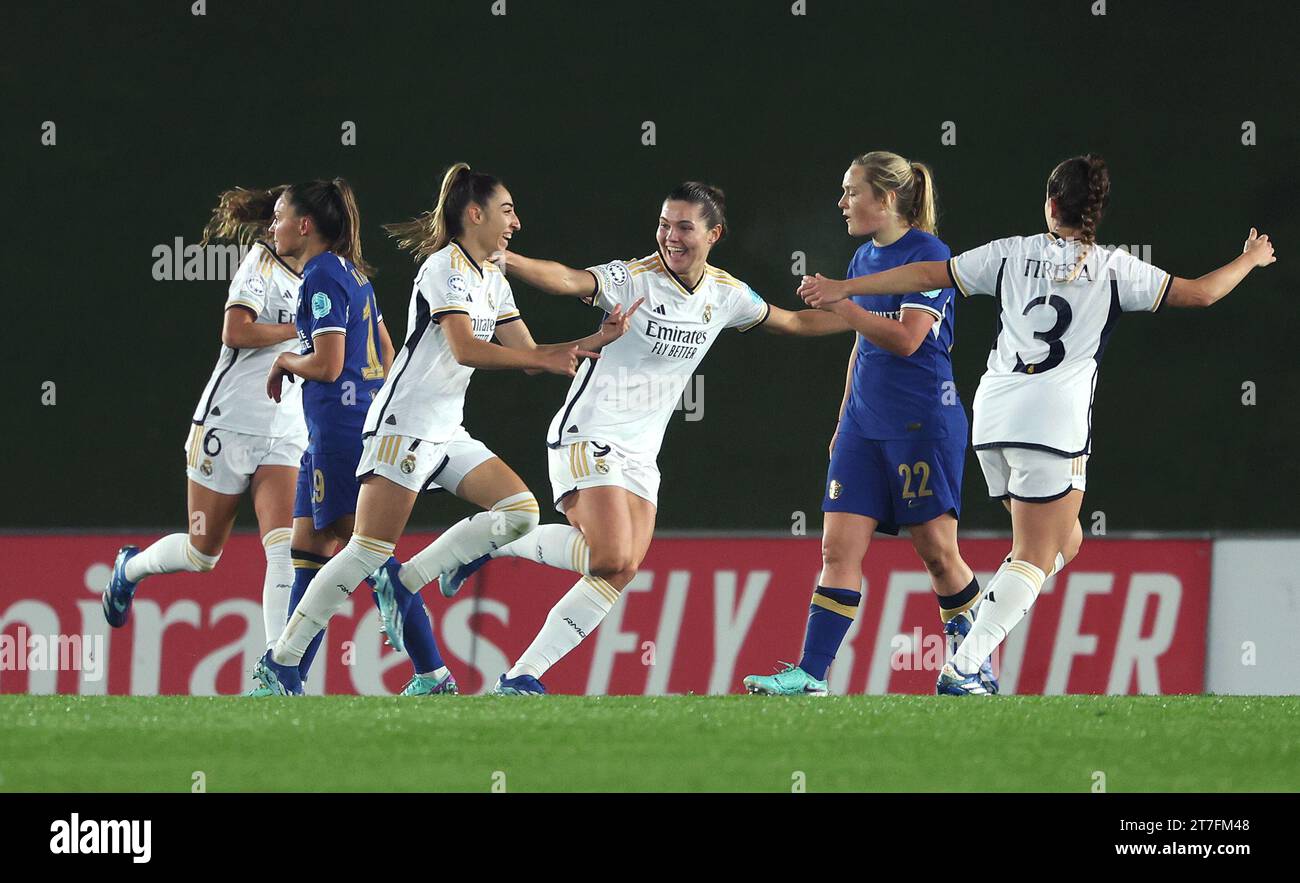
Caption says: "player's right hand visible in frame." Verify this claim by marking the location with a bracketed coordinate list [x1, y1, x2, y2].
[1244, 228, 1276, 267]
[798, 273, 849, 308]
[539, 345, 600, 377]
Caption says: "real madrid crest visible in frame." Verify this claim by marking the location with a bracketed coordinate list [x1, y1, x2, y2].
[703, 303, 713, 324]
[400, 455, 416, 475]
[594, 457, 610, 475]
[828, 479, 842, 500]
[200, 459, 214, 477]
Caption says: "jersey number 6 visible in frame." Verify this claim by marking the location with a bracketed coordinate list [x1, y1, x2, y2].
[1013, 294, 1073, 375]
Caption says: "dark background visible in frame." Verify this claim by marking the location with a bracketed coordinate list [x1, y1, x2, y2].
[6, 0, 1297, 532]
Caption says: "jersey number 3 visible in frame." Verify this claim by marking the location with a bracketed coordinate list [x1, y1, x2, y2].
[1013, 295, 1072, 375]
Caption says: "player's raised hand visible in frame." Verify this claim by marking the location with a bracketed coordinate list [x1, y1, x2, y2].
[798, 273, 849, 309]
[599, 297, 645, 343]
[1243, 228, 1277, 267]
[538, 345, 600, 377]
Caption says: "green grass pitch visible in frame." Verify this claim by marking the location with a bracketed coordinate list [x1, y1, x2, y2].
[2, 695, 1297, 792]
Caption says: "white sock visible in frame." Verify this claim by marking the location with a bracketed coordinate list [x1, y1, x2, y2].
[1048, 551, 1066, 578]
[490, 523, 591, 574]
[507, 577, 619, 679]
[273, 534, 395, 666]
[124, 533, 220, 583]
[417, 665, 450, 680]
[260, 528, 293, 648]
[952, 560, 1045, 675]
[399, 492, 540, 590]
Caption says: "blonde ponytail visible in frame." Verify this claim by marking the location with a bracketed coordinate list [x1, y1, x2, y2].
[851, 151, 940, 234]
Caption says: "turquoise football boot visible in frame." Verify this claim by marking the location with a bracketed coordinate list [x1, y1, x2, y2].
[742, 662, 829, 696]
[400, 671, 459, 696]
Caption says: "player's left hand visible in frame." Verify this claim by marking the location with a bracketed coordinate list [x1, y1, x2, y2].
[798, 274, 849, 309]
[266, 357, 292, 402]
[487, 249, 510, 271]
[598, 297, 645, 343]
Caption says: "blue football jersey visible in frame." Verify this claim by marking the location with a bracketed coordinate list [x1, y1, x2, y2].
[841, 227, 964, 440]
[294, 252, 387, 454]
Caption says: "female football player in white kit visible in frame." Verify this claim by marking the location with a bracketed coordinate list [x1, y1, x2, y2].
[454, 181, 851, 694]
[800, 154, 1276, 694]
[103, 186, 306, 651]
[256, 163, 643, 695]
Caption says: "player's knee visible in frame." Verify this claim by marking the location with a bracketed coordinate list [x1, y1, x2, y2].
[187, 540, 221, 573]
[911, 536, 958, 579]
[589, 545, 636, 579]
[820, 538, 865, 573]
[491, 493, 541, 543]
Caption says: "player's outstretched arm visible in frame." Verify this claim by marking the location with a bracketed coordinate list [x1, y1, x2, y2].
[1165, 228, 1276, 308]
[442, 313, 597, 377]
[760, 305, 852, 336]
[822, 302, 937, 358]
[495, 299, 644, 373]
[491, 250, 598, 298]
[798, 260, 952, 308]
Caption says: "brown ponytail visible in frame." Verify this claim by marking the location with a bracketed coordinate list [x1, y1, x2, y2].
[385, 163, 504, 262]
[284, 177, 374, 276]
[200, 184, 288, 246]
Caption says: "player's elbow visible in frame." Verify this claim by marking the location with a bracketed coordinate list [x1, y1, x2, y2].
[321, 357, 345, 383]
[1170, 278, 1215, 309]
[449, 343, 475, 367]
[890, 332, 926, 358]
[221, 324, 252, 348]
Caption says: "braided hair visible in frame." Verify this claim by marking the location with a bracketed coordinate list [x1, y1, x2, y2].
[1047, 154, 1110, 282]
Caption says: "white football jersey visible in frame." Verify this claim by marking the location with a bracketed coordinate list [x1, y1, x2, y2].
[364, 240, 520, 444]
[547, 251, 771, 460]
[948, 233, 1172, 456]
[191, 241, 305, 437]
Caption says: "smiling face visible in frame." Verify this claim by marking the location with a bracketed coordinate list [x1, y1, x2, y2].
[466, 184, 521, 253]
[269, 193, 308, 260]
[657, 200, 720, 277]
[838, 164, 895, 239]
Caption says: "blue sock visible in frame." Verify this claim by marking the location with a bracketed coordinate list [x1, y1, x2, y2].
[937, 577, 981, 623]
[401, 601, 444, 674]
[289, 549, 330, 681]
[798, 586, 861, 681]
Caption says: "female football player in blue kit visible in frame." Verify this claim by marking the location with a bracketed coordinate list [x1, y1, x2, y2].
[801, 154, 1275, 695]
[744, 151, 1000, 696]
[246, 178, 454, 696]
